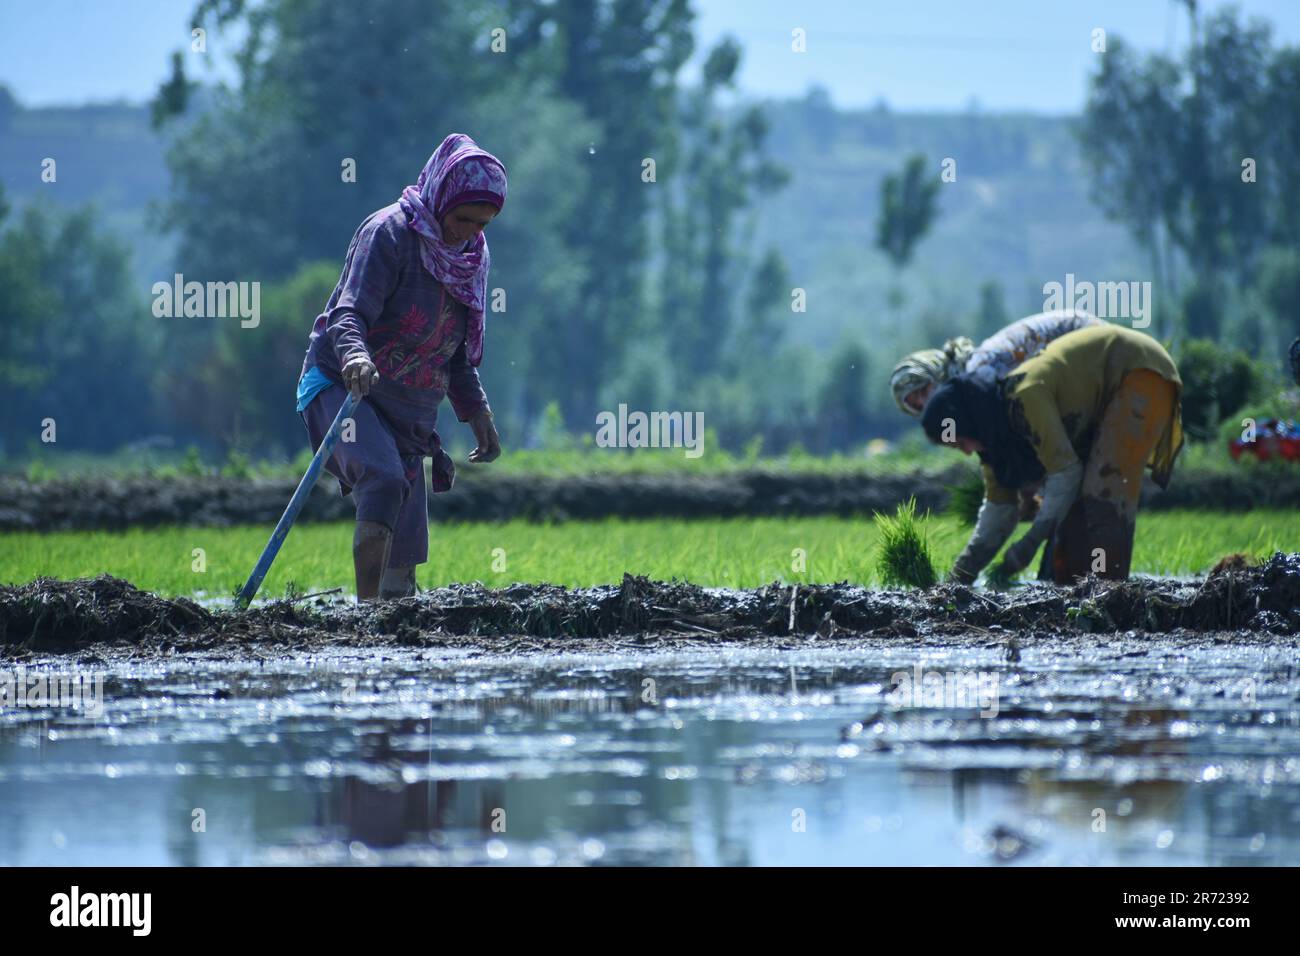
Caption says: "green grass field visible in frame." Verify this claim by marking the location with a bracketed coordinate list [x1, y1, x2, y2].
[2, 511, 1296, 601]
[12, 436, 1285, 482]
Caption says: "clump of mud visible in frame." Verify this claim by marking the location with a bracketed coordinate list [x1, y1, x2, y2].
[0, 469, 970, 531]
[2, 554, 1298, 657]
[5, 463, 1297, 531]
[0, 576, 211, 651]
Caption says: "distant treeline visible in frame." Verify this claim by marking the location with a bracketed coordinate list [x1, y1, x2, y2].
[0, 1, 1296, 463]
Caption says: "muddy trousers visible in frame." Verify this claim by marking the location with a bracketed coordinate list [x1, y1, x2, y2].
[301, 384, 429, 569]
[1052, 369, 1177, 583]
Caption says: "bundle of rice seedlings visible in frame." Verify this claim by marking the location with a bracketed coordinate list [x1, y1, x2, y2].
[875, 497, 938, 588]
[945, 470, 985, 526]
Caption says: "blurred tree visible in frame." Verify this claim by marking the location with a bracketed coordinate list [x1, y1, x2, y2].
[1191, 11, 1273, 280]
[0, 201, 159, 455]
[973, 279, 1009, 341]
[813, 341, 871, 452]
[159, 261, 341, 456]
[1262, 46, 1300, 249]
[0, 85, 16, 135]
[1177, 338, 1276, 440]
[1181, 277, 1225, 341]
[1080, 10, 1285, 339]
[734, 248, 791, 366]
[687, 247, 804, 451]
[800, 85, 838, 146]
[656, 36, 790, 381]
[875, 153, 939, 331]
[503, 0, 697, 423]
[151, 52, 196, 129]
[875, 154, 939, 271]
[1255, 248, 1300, 342]
[1079, 40, 1183, 328]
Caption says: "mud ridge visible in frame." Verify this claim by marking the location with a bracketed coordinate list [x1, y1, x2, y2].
[4, 465, 1297, 531]
[2, 553, 1297, 657]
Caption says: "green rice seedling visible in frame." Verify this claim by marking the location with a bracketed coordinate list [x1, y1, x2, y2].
[946, 470, 985, 526]
[2, 511, 1296, 597]
[874, 498, 938, 588]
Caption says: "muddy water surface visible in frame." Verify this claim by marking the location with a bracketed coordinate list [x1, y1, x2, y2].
[2, 635, 1298, 866]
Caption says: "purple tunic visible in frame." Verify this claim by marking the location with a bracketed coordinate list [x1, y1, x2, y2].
[298, 134, 505, 571]
[301, 202, 489, 493]
[302, 383, 432, 568]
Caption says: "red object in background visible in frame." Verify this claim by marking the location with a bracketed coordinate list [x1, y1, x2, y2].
[1228, 418, 1300, 462]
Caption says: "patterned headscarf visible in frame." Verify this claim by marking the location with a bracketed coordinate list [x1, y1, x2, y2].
[889, 336, 975, 416]
[398, 134, 507, 367]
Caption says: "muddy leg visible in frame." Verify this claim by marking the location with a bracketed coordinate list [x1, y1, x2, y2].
[379, 565, 418, 599]
[304, 385, 412, 601]
[1036, 538, 1054, 581]
[1082, 496, 1134, 580]
[1051, 498, 1091, 584]
[1076, 370, 1176, 582]
[354, 520, 393, 602]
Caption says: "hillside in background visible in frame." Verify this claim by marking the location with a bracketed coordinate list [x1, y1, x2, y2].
[0, 87, 175, 282]
[750, 89, 1147, 358]
[0, 83, 1143, 360]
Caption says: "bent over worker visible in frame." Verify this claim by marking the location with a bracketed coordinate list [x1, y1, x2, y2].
[889, 309, 1103, 418]
[920, 324, 1184, 585]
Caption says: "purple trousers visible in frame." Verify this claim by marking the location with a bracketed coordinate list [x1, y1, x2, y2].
[301, 384, 428, 568]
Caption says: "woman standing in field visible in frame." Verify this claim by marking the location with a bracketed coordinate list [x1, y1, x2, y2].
[888, 309, 1103, 417]
[296, 134, 506, 601]
[920, 324, 1184, 585]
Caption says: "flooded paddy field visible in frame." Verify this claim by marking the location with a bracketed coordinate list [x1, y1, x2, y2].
[2, 557, 1299, 866]
[2, 635, 1298, 866]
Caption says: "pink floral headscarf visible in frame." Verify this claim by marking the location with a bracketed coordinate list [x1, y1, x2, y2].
[398, 134, 507, 367]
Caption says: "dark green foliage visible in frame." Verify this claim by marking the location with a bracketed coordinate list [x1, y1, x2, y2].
[1080, 9, 1300, 342]
[221, 449, 253, 480]
[1181, 278, 1226, 341]
[1179, 338, 1277, 441]
[0, 201, 160, 456]
[874, 498, 937, 589]
[0, 79, 1169, 458]
[652, 34, 790, 387]
[1255, 248, 1300, 343]
[163, 262, 342, 456]
[146, 0, 793, 444]
[150, 52, 195, 129]
[812, 342, 871, 453]
[152, 0, 604, 439]
[177, 447, 207, 478]
[9, 5, 1300, 464]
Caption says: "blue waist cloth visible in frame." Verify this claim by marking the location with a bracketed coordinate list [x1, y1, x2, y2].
[295, 365, 334, 413]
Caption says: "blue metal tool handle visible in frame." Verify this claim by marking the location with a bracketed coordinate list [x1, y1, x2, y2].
[236, 391, 359, 608]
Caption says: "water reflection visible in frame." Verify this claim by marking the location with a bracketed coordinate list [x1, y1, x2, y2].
[1, 640, 1297, 865]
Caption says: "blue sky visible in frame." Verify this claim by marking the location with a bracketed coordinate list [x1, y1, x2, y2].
[2, 0, 1299, 112]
